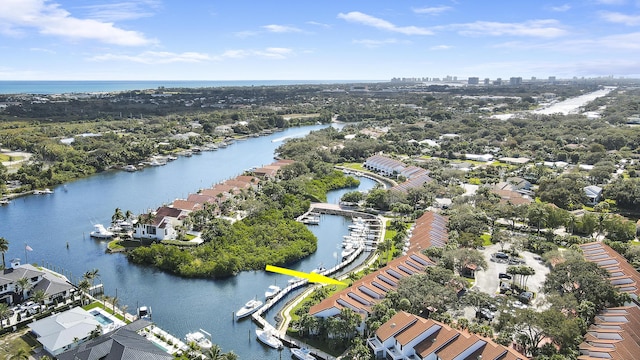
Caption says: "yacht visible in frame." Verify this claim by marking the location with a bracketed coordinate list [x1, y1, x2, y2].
[264, 285, 281, 300]
[235, 299, 263, 319]
[137, 306, 151, 319]
[90, 224, 114, 239]
[33, 188, 54, 195]
[185, 329, 212, 350]
[291, 347, 315, 360]
[256, 325, 283, 349]
[123, 164, 137, 172]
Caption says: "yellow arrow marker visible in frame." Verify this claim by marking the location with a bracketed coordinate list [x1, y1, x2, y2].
[265, 265, 346, 286]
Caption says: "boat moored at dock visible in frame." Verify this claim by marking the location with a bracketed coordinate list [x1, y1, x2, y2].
[185, 329, 213, 350]
[235, 299, 263, 319]
[90, 224, 114, 239]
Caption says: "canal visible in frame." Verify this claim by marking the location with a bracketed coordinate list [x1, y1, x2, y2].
[0, 124, 378, 359]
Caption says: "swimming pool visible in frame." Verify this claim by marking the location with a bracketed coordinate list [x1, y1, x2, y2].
[90, 310, 114, 326]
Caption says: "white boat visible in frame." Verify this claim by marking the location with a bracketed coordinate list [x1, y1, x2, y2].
[123, 164, 137, 172]
[265, 285, 281, 300]
[341, 247, 356, 259]
[90, 224, 114, 239]
[137, 306, 151, 319]
[256, 326, 283, 349]
[291, 347, 315, 360]
[236, 299, 263, 319]
[34, 188, 54, 195]
[185, 329, 212, 350]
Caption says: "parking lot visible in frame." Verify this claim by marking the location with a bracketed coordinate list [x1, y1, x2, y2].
[473, 243, 550, 307]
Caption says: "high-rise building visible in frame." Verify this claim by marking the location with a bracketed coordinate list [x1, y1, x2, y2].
[467, 77, 479, 85]
[509, 77, 522, 85]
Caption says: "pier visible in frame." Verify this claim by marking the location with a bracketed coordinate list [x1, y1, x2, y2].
[253, 204, 384, 359]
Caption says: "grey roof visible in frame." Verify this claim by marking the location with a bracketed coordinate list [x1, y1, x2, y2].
[28, 307, 101, 353]
[584, 185, 603, 197]
[32, 277, 74, 298]
[57, 320, 172, 360]
[0, 265, 44, 286]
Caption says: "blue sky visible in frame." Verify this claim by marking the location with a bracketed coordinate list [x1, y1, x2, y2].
[1, 0, 640, 80]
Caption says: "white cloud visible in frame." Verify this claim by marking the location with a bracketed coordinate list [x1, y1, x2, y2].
[492, 31, 640, 51]
[90, 51, 211, 64]
[413, 6, 453, 15]
[216, 48, 294, 60]
[337, 11, 433, 35]
[0, 0, 154, 46]
[78, 1, 161, 22]
[306, 21, 331, 29]
[550, 4, 571, 12]
[262, 24, 303, 33]
[600, 11, 640, 25]
[352, 38, 409, 48]
[430, 44, 452, 50]
[449, 19, 567, 38]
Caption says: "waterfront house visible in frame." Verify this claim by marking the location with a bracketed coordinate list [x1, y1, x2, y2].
[28, 307, 101, 356]
[368, 311, 525, 360]
[56, 319, 172, 360]
[133, 206, 185, 241]
[0, 259, 75, 306]
[364, 154, 406, 177]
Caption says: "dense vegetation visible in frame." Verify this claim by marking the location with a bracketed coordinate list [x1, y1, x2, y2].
[127, 163, 359, 278]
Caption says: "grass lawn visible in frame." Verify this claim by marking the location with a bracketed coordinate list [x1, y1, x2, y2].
[0, 328, 38, 358]
[107, 239, 124, 251]
[338, 162, 365, 171]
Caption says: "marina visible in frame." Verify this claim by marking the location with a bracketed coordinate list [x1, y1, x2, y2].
[0, 124, 380, 359]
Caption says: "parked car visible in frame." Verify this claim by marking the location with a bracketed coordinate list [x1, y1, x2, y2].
[494, 252, 509, 259]
[499, 282, 511, 292]
[519, 291, 534, 304]
[498, 273, 512, 280]
[27, 304, 42, 315]
[476, 308, 495, 321]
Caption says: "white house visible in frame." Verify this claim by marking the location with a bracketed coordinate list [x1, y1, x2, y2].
[133, 206, 185, 241]
[584, 185, 603, 206]
[28, 307, 101, 355]
[364, 154, 406, 177]
[0, 260, 75, 306]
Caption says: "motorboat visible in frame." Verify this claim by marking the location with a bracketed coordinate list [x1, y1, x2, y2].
[341, 247, 356, 259]
[123, 164, 137, 172]
[311, 264, 326, 274]
[34, 188, 54, 195]
[256, 326, 283, 349]
[236, 299, 263, 319]
[291, 347, 315, 360]
[90, 224, 114, 239]
[137, 306, 151, 319]
[264, 285, 281, 300]
[185, 329, 213, 350]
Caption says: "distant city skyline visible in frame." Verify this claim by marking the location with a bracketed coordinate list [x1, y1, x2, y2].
[1, 1, 640, 81]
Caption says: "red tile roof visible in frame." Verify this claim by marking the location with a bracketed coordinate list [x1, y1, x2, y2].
[375, 311, 525, 360]
[578, 306, 640, 360]
[309, 212, 446, 317]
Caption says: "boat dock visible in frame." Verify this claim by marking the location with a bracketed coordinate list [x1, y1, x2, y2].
[251, 204, 383, 359]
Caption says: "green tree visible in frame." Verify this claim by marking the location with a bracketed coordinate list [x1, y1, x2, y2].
[0, 302, 10, 330]
[0, 237, 8, 269]
[15, 277, 31, 301]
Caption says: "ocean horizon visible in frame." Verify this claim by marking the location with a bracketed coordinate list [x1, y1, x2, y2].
[0, 80, 384, 95]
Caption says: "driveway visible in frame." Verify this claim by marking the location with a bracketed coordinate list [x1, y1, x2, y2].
[473, 243, 550, 308]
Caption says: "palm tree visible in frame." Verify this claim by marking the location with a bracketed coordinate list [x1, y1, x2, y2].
[77, 278, 91, 305]
[222, 351, 238, 360]
[203, 344, 222, 360]
[15, 277, 31, 302]
[31, 289, 47, 307]
[7, 348, 29, 360]
[0, 236, 8, 269]
[83, 268, 100, 288]
[112, 207, 125, 224]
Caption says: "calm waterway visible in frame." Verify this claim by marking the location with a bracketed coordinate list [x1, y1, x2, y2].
[0, 124, 377, 359]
